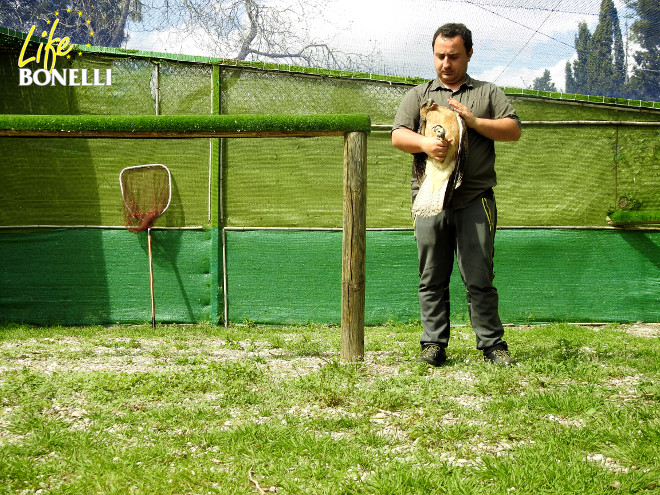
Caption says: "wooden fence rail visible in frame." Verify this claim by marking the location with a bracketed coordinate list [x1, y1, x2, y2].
[0, 113, 370, 362]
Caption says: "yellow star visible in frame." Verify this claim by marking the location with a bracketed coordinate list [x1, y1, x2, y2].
[86, 43, 90, 47]
[46, 20, 51, 24]
[78, 51, 83, 56]
[78, 11, 82, 16]
[55, 11, 59, 16]
[67, 8, 71, 13]
[89, 31, 94, 36]
[86, 20, 91, 24]
[66, 54, 71, 59]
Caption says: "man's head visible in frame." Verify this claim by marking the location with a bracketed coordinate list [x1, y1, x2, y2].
[432, 23, 473, 89]
[432, 23, 473, 53]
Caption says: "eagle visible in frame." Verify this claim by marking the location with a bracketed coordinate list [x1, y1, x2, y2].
[411, 99, 467, 218]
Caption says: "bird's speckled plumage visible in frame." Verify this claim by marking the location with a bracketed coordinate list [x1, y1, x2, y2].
[412, 99, 467, 218]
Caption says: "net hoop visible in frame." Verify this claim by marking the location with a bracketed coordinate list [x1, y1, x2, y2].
[119, 164, 172, 232]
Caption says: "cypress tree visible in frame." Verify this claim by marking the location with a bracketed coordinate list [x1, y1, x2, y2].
[627, 0, 660, 100]
[613, 19, 626, 89]
[571, 22, 591, 94]
[565, 61, 576, 93]
[567, 0, 627, 97]
[588, 0, 622, 95]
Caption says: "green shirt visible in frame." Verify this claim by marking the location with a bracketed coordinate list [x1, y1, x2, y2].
[393, 75, 521, 208]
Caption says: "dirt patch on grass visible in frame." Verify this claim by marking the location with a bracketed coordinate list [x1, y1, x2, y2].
[0, 323, 656, 380]
[616, 322, 660, 338]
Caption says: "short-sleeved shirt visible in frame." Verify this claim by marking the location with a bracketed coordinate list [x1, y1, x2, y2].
[393, 75, 521, 209]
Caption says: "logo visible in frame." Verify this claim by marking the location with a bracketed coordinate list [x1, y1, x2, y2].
[18, 8, 112, 87]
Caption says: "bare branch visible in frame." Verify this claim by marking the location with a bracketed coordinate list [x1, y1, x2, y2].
[248, 468, 268, 494]
[171, 0, 378, 71]
[236, 0, 260, 60]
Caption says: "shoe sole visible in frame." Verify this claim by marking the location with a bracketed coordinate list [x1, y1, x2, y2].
[416, 357, 446, 367]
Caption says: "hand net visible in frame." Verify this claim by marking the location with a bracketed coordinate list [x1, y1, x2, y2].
[119, 164, 171, 232]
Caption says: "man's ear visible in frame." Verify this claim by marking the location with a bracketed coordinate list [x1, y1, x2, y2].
[467, 49, 473, 61]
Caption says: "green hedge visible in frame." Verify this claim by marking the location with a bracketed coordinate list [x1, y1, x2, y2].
[0, 114, 372, 135]
[608, 210, 660, 225]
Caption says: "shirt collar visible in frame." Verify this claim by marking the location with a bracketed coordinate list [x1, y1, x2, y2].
[430, 74, 474, 92]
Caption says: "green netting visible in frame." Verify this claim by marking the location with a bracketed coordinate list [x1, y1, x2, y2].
[159, 61, 214, 115]
[0, 229, 218, 325]
[223, 136, 343, 227]
[0, 49, 74, 115]
[0, 137, 210, 227]
[1, 227, 656, 326]
[220, 68, 407, 123]
[226, 229, 660, 325]
[495, 125, 616, 226]
[223, 132, 411, 228]
[222, 122, 658, 228]
[617, 126, 660, 211]
[1, 43, 658, 230]
[71, 56, 155, 115]
[217, 68, 659, 228]
[1, 35, 659, 326]
[509, 98, 660, 122]
[74, 55, 212, 117]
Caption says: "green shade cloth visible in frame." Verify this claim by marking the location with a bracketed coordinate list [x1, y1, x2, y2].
[225, 229, 660, 325]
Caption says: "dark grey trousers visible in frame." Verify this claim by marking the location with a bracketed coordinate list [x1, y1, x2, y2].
[414, 192, 507, 353]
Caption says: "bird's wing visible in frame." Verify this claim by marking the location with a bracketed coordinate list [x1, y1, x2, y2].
[441, 113, 467, 209]
[413, 100, 433, 184]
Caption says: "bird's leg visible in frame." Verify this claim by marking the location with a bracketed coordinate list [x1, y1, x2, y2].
[432, 124, 446, 140]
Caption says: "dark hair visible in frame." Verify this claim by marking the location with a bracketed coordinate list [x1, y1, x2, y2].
[432, 23, 473, 53]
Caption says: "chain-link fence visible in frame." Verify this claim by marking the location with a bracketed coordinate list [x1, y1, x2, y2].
[1, 29, 659, 325]
[1, 32, 658, 229]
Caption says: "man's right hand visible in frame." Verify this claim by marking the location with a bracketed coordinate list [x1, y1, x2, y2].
[392, 127, 453, 162]
[422, 136, 453, 163]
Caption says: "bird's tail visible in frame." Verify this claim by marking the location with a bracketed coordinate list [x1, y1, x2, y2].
[411, 175, 448, 218]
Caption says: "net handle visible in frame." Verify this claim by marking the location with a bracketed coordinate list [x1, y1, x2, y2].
[118, 163, 172, 216]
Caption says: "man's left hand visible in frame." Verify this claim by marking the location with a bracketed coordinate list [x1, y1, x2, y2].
[448, 97, 522, 142]
[448, 98, 476, 127]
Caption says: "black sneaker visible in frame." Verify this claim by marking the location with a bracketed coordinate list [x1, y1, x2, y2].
[416, 344, 447, 366]
[484, 349, 516, 366]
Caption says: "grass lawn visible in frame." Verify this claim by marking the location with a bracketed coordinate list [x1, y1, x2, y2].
[0, 322, 658, 494]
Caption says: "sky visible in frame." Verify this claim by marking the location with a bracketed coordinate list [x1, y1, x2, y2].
[124, 0, 638, 92]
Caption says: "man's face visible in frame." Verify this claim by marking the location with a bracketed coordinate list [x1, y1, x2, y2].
[433, 35, 473, 87]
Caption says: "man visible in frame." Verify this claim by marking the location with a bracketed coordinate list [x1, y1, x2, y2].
[392, 23, 521, 366]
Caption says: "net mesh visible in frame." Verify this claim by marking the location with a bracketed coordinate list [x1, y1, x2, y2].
[0, 28, 657, 326]
[120, 165, 171, 233]
[0, 35, 657, 231]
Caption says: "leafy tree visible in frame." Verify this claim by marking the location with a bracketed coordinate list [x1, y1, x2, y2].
[0, 0, 142, 47]
[626, 0, 660, 100]
[532, 69, 557, 91]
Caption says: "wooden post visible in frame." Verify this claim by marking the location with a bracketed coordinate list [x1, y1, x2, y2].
[341, 131, 367, 362]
